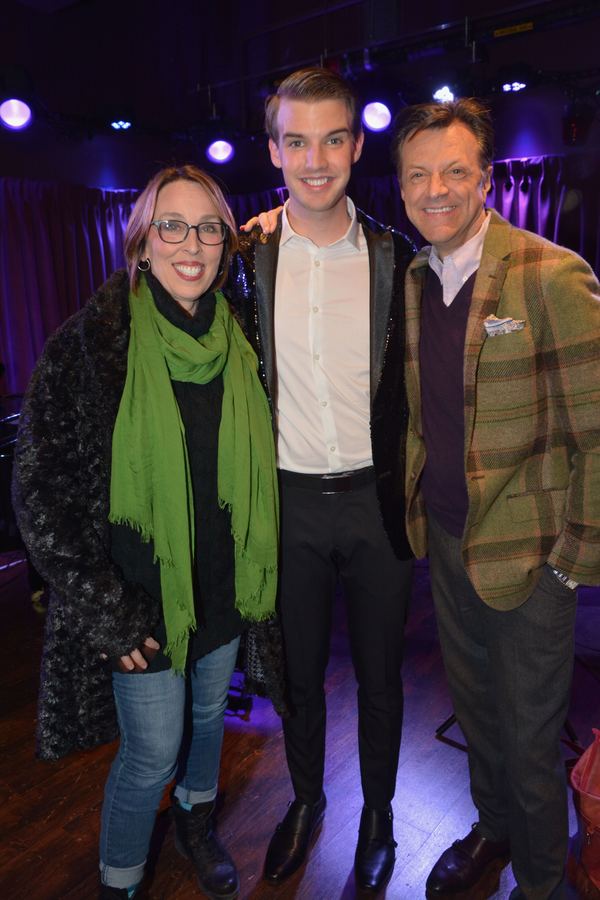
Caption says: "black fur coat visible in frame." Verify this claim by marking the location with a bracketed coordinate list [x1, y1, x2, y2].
[12, 270, 286, 760]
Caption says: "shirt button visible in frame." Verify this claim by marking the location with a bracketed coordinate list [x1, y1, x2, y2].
[330, 445, 336, 452]
[321, 400, 327, 407]
[314, 353, 320, 361]
[312, 305, 319, 313]
[315, 260, 321, 267]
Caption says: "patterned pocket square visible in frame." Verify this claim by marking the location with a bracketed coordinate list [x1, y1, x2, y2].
[484, 314, 526, 337]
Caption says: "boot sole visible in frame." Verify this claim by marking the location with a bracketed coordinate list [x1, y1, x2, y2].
[174, 834, 240, 899]
[425, 855, 510, 900]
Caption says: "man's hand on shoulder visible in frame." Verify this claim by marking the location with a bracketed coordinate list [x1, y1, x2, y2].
[240, 206, 283, 235]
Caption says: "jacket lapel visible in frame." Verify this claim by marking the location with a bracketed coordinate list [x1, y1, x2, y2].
[254, 225, 281, 400]
[363, 223, 395, 400]
[404, 250, 430, 434]
[463, 212, 512, 450]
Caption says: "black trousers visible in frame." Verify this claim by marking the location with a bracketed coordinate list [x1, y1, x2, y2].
[427, 514, 577, 900]
[278, 475, 412, 810]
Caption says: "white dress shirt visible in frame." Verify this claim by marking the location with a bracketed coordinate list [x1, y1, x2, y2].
[274, 198, 372, 474]
[428, 211, 491, 305]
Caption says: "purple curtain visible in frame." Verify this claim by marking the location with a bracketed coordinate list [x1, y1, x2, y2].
[1, 155, 598, 394]
[489, 156, 600, 268]
[0, 179, 138, 394]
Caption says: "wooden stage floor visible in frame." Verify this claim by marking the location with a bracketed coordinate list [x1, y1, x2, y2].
[1, 553, 598, 899]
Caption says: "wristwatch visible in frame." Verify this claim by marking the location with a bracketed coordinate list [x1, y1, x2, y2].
[551, 567, 579, 591]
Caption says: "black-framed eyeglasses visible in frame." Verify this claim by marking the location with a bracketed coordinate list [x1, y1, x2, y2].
[151, 219, 228, 245]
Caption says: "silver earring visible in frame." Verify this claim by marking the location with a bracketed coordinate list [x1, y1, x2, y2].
[137, 258, 151, 272]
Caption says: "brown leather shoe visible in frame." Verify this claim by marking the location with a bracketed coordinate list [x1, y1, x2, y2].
[425, 824, 510, 899]
[263, 793, 326, 883]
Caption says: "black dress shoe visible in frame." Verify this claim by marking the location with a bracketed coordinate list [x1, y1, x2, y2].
[426, 824, 510, 899]
[263, 793, 326, 883]
[354, 805, 397, 892]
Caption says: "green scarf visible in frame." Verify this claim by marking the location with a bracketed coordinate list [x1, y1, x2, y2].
[109, 276, 279, 672]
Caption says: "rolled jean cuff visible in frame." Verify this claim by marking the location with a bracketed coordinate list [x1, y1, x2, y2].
[173, 784, 218, 805]
[99, 859, 145, 890]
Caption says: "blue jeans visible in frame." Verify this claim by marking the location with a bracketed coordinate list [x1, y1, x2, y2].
[99, 636, 240, 890]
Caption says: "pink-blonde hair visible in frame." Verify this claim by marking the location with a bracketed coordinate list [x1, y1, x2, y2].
[124, 165, 239, 291]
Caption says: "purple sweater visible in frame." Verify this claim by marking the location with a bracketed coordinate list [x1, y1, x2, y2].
[419, 268, 476, 538]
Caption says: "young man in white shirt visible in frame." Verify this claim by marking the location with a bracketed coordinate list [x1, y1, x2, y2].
[231, 67, 415, 892]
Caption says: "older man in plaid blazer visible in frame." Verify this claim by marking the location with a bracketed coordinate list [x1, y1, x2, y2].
[393, 98, 600, 900]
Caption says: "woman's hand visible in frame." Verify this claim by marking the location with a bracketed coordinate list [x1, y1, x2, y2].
[100, 636, 160, 672]
[119, 636, 160, 672]
[239, 206, 283, 234]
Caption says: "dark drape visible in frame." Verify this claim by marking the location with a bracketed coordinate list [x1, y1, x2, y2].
[1, 154, 598, 394]
[0, 179, 138, 394]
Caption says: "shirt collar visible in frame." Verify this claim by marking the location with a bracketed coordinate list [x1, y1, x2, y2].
[428, 209, 491, 281]
[280, 196, 360, 249]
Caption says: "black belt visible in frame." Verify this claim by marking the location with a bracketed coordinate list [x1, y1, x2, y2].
[278, 466, 375, 494]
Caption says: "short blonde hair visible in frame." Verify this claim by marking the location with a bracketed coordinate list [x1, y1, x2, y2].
[265, 66, 362, 144]
[124, 165, 239, 291]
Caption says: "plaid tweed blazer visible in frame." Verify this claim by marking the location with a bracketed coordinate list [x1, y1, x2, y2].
[405, 209, 600, 609]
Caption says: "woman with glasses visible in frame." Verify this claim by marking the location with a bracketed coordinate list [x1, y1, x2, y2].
[13, 166, 282, 900]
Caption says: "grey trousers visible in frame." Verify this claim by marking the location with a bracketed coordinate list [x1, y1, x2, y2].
[427, 514, 577, 900]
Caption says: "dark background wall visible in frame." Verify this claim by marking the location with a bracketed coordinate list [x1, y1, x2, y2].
[2, 0, 600, 193]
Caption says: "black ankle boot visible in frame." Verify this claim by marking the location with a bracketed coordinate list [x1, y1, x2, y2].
[172, 798, 239, 899]
[354, 805, 397, 892]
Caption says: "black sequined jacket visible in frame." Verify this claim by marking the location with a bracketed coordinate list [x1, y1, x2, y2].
[12, 270, 286, 760]
[229, 208, 416, 560]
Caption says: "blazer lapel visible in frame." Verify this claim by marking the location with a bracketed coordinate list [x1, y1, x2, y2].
[463, 211, 512, 451]
[254, 225, 281, 400]
[404, 250, 429, 434]
[363, 224, 394, 400]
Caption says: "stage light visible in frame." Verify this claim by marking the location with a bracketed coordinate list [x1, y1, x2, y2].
[111, 119, 132, 130]
[362, 101, 392, 132]
[497, 64, 532, 95]
[206, 139, 234, 164]
[433, 86, 454, 102]
[0, 98, 32, 131]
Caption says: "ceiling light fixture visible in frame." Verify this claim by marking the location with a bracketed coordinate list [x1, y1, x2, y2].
[206, 139, 234, 164]
[433, 86, 455, 102]
[361, 101, 392, 132]
[0, 98, 33, 130]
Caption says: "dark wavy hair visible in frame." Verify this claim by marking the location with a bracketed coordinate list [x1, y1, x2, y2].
[392, 97, 494, 176]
